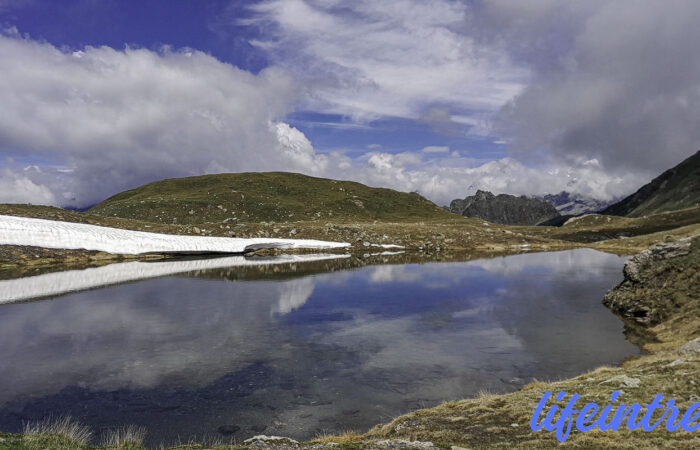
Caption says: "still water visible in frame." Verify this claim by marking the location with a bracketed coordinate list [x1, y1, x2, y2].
[0, 249, 638, 446]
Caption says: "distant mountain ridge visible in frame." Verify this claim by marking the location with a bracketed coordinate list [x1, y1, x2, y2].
[448, 190, 559, 225]
[601, 150, 700, 217]
[538, 191, 612, 216]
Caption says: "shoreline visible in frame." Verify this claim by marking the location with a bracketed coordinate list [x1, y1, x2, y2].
[0, 209, 698, 448]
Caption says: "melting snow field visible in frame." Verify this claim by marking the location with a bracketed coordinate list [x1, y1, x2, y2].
[0, 214, 350, 255]
[0, 253, 350, 304]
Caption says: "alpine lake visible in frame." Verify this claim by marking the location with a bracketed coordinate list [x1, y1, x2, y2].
[0, 249, 640, 447]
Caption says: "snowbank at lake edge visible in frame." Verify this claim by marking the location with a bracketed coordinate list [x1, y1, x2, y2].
[0, 214, 350, 255]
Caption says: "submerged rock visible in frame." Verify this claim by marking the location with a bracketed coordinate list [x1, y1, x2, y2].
[217, 425, 240, 435]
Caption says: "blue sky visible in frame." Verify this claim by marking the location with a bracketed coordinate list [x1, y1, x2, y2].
[0, 0, 697, 206]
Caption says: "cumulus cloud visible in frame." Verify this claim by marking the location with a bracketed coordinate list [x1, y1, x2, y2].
[319, 150, 642, 205]
[249, 0, 527, 123]
[0, 167, 57, 204]
[0, 33, 326, 206]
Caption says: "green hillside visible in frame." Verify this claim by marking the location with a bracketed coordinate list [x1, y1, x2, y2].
[89, 172, 455, 224]
[602, 150, 700, 217]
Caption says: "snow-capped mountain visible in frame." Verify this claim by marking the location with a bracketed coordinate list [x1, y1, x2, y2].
[537, 191, 613, 216]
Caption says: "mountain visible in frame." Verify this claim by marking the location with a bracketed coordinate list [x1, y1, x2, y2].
[601, 150, 700, 217]
[538, 191, 612, 216]
[448, 190, 559, 225]
[89, 172, 455, 224]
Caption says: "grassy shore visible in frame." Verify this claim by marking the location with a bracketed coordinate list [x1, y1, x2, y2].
[2, 204, 699, 275]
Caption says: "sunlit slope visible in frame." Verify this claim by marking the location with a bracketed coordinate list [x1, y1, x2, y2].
[89, 172, 455, 224]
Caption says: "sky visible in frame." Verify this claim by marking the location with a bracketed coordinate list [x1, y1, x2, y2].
[0, 0, 699, 207]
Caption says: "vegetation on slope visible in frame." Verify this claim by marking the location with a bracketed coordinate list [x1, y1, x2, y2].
[531, 206, 700, 246]
[602, 150, 700, 217]
[88, 172, 455, 224]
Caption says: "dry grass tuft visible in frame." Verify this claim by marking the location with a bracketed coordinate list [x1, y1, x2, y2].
[101, 424, 147, 448]
[23, 415, 93, 446]
[314, 429, 364, 444]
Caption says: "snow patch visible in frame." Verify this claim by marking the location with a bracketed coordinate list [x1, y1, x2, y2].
[0, 215, 350, 255]
[370, 243, 405, 249]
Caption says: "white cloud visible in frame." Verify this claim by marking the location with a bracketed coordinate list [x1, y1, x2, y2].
[0, 168, 57, 205]
[249, 0, 527, 123]
[322, 153, 646, 206]
[0, 33, 326, 205]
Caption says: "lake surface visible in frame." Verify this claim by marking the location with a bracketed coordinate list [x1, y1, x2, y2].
[0, 249, 638, 446]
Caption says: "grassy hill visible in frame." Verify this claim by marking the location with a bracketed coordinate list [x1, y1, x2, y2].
[602, 150, 700, 217]
[89, 172, 455, 224]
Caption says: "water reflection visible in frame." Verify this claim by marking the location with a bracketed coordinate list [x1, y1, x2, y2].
[0, 249, 637, 446]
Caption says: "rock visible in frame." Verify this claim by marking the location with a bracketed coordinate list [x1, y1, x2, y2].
[665, 359, 686, 367]
[217, 425, 240, 435]
[223, 218, 237, 224]
[234, 224, 248, 229]
[603, 238, 693, 324]
[192, 227, 201, 234]
[601, 375, 641, 388]
[624, 239, 691, 282]
[375, 440, 437, 449]
[678, 337, 700, 356]
[243, 435, 298, 444]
